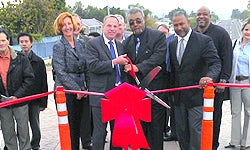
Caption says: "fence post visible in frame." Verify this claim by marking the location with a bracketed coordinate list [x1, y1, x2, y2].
[56, 86, 71, 150]
[201, 82, 214, 150]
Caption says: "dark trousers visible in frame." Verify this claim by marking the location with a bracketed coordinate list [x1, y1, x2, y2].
[66, 94, 90, 150]
[141, 103, 165, 150]
[212, 92, 224, 150]
[91, 106, 121, 150]
[28, 102, 41, 149]
[80, 98, 92, 147]
[175, 103, 203, 150]
[169, 96, 176, 137]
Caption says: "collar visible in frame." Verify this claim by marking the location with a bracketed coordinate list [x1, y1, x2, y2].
[177, 28, 192, 42]
[103, 34, 115, 45]
[0, 48, 10, 59]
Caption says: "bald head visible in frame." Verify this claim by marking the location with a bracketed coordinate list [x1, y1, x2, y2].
[197, 6, 210, 14]
[196, 6, 211, 32]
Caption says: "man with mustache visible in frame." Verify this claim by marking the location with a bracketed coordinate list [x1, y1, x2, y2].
[123, 7, 168, 150]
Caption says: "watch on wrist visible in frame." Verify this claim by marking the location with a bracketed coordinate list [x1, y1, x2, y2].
[220, 79, 227, 83]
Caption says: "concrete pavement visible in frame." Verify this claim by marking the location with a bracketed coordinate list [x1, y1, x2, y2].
[0, 66, 236, 149]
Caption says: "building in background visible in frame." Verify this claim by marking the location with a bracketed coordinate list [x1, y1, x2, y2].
[82, 18, 103, 35]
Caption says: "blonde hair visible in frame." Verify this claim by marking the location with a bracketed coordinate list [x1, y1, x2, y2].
[53, 12, 77, 35]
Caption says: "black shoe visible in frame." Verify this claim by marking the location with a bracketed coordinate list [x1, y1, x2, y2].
[224, 144, 235, 148]
[240, 146, 250, 150]
[164, 135, 178, 141]
[82, 142, 92, 150]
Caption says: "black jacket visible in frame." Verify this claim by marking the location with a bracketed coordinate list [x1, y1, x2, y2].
[28, 50, 48, 108]
[169, 30, 221, 108]
[0, 47, 35, 106]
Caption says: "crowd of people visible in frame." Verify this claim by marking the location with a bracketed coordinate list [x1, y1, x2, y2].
[0, 5, 249, 150]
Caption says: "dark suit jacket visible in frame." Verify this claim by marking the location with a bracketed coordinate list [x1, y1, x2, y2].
[169, 30, 221, 108]
[52, 36, 88, 91]
[124, 27, 168, 103]
[85, 36, 126, 107]
[29, 50, 48, 108]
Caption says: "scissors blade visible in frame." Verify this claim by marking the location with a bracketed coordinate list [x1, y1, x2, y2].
[144, 88, 170, 108]
[140, 66, 162, 89]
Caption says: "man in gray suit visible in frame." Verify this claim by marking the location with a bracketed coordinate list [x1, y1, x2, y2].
[85, 15, 128, 150]
[169, 11, 221, 150]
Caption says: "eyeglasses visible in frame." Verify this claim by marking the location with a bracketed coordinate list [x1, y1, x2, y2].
[129, 18, 142, 26]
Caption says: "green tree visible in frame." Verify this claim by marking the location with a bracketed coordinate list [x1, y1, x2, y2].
[82, 5, 106, 21]
[210, 11, 219, 22]
[0, 0, 63, 37]
[167, 7, 187, 20]
[231, 9, 241, 19]
[69, 1, 85, 17]
[50, 0, 67, 11]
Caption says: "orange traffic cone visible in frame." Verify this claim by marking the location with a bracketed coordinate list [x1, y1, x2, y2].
[56, 86, 71, 150]
[201, 83, 215, 150]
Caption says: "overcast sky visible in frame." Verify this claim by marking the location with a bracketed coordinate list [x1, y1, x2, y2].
[65, 0, 248, 19]
[0, 0, 248, 19]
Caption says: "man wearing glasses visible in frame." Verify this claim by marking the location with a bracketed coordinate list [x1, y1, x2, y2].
[124, 7, 168, 150]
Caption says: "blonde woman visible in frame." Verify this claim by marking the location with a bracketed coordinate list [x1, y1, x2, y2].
[226, 19, 250, 150]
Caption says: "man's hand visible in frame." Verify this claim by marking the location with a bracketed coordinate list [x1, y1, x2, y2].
[40, 107, 46, 111]
[112, 54, 128, 65]
[76, 90, 88, 100]
[216, 79, 227, 93]
[124, 64, 139, 73]
[0, 95, 16, 102]
[199, 77, 213, 88]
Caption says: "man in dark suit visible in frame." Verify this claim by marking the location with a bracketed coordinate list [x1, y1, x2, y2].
[18, 33, 48, 150]
[85, 15, 128, 150]
[193, 6, 233, 150]
[73, 13, 92, 150]
[169, 11, 221, 150]
[123, 7, 168, 150]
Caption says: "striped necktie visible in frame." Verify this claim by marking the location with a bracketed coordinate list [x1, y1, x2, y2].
[135, 37, 140, 57]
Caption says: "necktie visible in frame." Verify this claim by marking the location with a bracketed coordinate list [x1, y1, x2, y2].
[108, 41, 120, 85]
[177, 38, 184, 64]
[135, 37, 140, 56]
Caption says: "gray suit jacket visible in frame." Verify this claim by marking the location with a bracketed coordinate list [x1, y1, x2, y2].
[85, 36, 126, 107]
[52, 36, 88, 91]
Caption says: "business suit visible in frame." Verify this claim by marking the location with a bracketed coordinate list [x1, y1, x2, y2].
[52, 36, 88, 150]
[78, 34, 92, 149]
[169, 30, 221, 150]
[85, 35, 125, 150]
[124, 27, 168, 150]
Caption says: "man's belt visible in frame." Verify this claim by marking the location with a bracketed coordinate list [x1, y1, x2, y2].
[236, 76, 249, 81]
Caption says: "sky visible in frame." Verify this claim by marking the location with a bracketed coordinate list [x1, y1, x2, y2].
[65, 0, 248, 19]
[0, 0, 248, 19]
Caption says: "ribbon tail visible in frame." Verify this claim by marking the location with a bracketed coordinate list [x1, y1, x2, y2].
[112, 113, 150, 149]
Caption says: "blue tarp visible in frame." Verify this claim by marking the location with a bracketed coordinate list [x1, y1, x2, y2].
[12, 36, 61, 59]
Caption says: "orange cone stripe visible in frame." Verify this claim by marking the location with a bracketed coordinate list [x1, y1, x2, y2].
[203, 111, 213, 120]
[57, 111, 68, 116]
[57, 103, 67, 112]
[203, 107, 214, 112]
[56, 86, 71, 150]
[201, 82, 214, 150]
[203, 98, 214, 107]
[58, 116, 69, 125]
